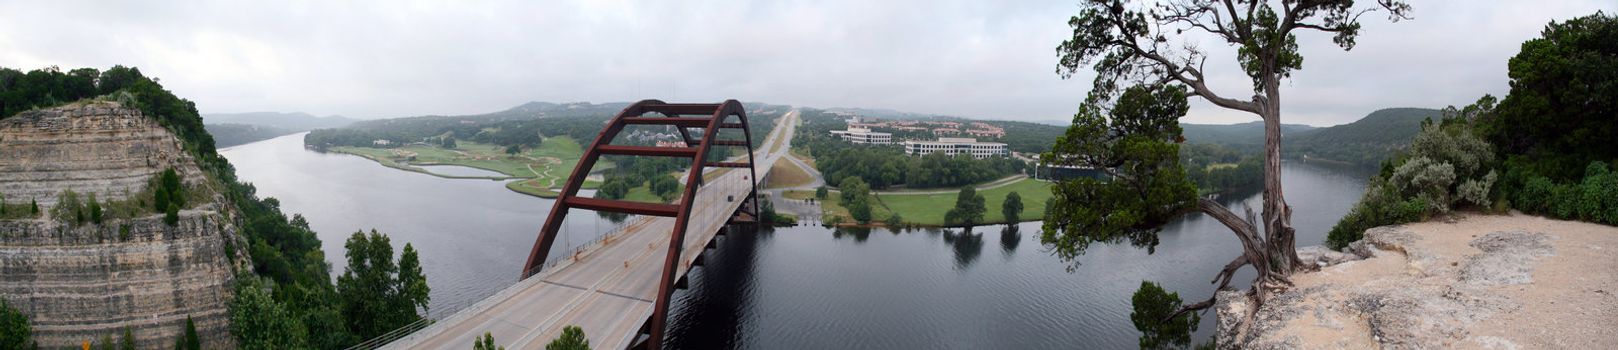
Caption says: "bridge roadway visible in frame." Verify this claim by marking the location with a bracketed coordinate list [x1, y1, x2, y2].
[384, 109, 798, 349]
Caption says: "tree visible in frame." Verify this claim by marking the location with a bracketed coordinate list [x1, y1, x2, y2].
[164, 203, 179, 226]
[182, 315, 200, 350]
[1002, 191, 1024, 223]
[1483, 12, 1617, 181]
[505, 144, 522, 155]
[884, 212, 903, 228]
[545, 325, 590, 350]
[337, 229, 429, 340]
[120, 327, 135, 350]
[397, 243, 431, 317]
[474, 332, 505, 350]
[230, 279, 309, 349]
[441, 136, 458, 149]
[30, 198, 38, 215]
[848, 196, 873, 224]
[648, 175, 680, 202]
[89, 193, 103, 224]
[1049, 0, 1410, 325]
[944, 187, 986, 228]
[815, 186, 829, 200]
[1131, 281, 1199, 349]
[0, 299, 31, 350]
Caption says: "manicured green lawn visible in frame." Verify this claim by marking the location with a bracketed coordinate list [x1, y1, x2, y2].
[874, 178, 1054, 226]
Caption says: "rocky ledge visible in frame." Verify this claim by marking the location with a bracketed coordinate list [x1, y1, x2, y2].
[1217, 213, 1618, 349]
[0, 102, 243, 349]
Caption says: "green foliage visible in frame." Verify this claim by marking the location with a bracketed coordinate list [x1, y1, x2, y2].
[1484, 12, 1618, 182]
[648, 174, 680, 202]
[1326, 109, 1498, 250]
[441, 136, 458, 149]
[945, 187, 987, 228]
[595, 176, 632, 200]
[504, 144, 522, 155]
[164, 203, 179, 226]
[814, 186, 828, 200]
[30, 199, 37, 215]
[884, 212, 903, 228]
[0, 299, 32, 350]
[152, 168, 187, 214]
[88, 193, 103, 224]
[1002, 191, 1024, 223]
[1130, 281, 1199, 350]
[52, 189, 87, 224]
[1041, 84, 1198, 259]
[473, 332, 505, 350]
[814, 146, 1023, 190]
[120, 327, 135, 350]
[1510, 162, 1618, 225]
[230, 278, 309, 350]
[337, 230, 430, 340]
[545, 326, 590, 350]
[172, 315, 199, 350]
[838, 177, 875, 224]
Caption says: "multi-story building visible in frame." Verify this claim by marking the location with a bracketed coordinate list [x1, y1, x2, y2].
[829, 127, 893, 145]
[901, 137, 1009, 159]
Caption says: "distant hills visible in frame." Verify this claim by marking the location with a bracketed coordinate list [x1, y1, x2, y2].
[203, 112, 357, 147]
[1177, 108, 1442, 166]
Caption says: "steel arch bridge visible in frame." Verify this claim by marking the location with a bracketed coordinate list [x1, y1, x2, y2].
[522, 99, 761, 349]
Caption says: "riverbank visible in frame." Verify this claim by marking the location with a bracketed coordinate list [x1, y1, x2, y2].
[324, 136, 601, 197]
[1221, 213, 1618, 348]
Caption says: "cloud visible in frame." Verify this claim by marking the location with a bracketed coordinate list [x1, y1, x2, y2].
[0, 0, 1611, 125]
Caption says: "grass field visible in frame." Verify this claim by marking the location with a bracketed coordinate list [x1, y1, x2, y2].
[875, 178, 1053, 226]
[763, 158, 814, 189]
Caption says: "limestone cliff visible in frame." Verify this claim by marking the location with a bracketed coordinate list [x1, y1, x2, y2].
[0, 102, 245, 349]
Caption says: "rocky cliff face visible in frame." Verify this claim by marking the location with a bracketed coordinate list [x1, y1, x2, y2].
[0, 102, 244, 349]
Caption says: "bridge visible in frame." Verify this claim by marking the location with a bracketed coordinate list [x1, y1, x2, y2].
[382, 100, 797, 349]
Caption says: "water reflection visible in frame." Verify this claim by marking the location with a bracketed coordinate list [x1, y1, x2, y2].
[940, 229, 983, 270]
[999, 225, 1021, 257]
[831, 226, 871, 242]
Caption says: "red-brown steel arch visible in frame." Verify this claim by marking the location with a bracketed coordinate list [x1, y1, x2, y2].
[522, 99, 759, 349]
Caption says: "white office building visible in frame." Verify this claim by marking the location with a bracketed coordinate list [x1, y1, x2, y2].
[902, 137, 1009, 159]
[829, 127, 893, 145]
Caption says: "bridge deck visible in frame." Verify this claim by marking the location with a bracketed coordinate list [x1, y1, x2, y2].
[385, 110, 795, 349]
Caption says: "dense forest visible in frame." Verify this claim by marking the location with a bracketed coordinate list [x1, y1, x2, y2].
[206, 123, 295, 148]
[0, 65, 430, 349]
[1328, 13, 1618, 249]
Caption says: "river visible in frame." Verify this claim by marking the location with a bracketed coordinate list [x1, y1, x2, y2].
[221, 132, 1371, 348]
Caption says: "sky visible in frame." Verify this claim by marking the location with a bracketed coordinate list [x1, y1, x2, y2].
[1, 0, 1611, 126]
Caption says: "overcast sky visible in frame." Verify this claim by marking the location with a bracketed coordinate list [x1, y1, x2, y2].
[1, 1, 1611, 126]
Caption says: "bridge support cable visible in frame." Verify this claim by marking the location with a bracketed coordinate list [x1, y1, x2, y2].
[522, 100, 759, 350]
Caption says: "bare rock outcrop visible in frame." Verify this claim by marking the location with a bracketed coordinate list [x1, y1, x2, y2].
[0, 102, 243, 349]
[1217, 214, 1618, 349]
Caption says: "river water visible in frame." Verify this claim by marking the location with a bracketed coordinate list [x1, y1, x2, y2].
[221, 132, 1370, 348]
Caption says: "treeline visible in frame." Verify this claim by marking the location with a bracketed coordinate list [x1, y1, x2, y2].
[1, 66, 217, 157]
[817, 147, 1026, 189]
[304, 114, 609, 150]
[1328, 13, 1618, 249]
[1, 65, 429, 349]
[1179, 143, 1264, 194]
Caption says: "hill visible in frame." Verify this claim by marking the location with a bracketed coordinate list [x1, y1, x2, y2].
[202, 111, 354, 130]
[1181, 121, 1317, 146]
[1173, 108, 1440, 166]
[1289, 108, 1440, 165]
[202, 112, 355, 147]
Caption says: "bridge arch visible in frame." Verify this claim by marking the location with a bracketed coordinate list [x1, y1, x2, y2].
[522, 99, 759, 349]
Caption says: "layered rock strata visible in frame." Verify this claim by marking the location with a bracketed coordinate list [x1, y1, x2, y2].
[0, 102, 242, 349]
